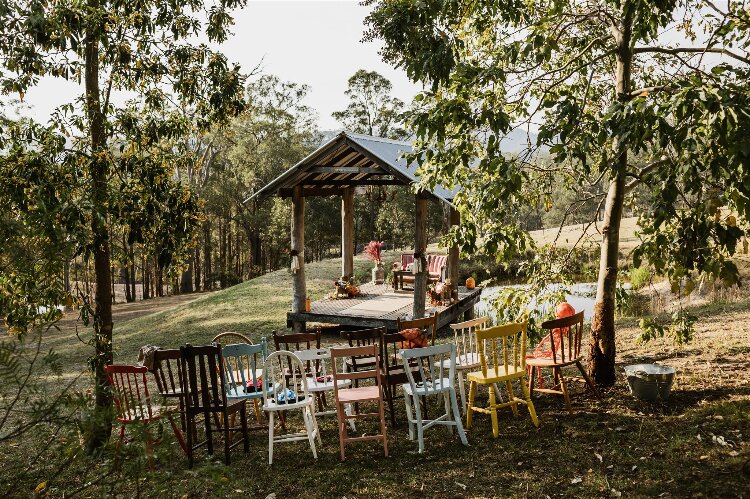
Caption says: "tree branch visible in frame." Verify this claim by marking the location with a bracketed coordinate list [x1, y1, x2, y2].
[633, 46, 750, 65]
[624, 157, 671, 193]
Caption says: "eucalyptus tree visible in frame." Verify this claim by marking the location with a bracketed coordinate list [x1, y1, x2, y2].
[366, 0, 750, 384]
[0, 0, 247, 449]
[333, 69, 408, 139]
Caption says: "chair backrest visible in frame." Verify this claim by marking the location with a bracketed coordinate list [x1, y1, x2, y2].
[400, 343, 456, 395]
[397, 315, 437, 346]
[293, 347, 333, 381]
[476, 322, 528, 377]
[449, 316, 489, 362]
[180, 343, 228, 414]
[340, 327, 384, 370]
[539, 311, 585, 364]
[264, 350, 310, 406]
[273, 328, 322, 376]
[427, 255, 447, 275]
[151, 348, 183, 397]
[380, 329, 406, 380]
[212, 331, 253, 347]
[221, 338, 268, 398]
[106, 364, 155, 421]
[400, 253, 414, 270]
[330, 345, 383, 397]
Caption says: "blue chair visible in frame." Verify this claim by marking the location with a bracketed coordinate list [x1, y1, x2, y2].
[221, 338, 273, 425]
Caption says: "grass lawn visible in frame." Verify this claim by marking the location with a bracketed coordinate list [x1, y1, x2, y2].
[2, 253, 749, 497]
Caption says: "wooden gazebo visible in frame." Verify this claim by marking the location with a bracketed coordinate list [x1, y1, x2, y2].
[247, 131, 479, 332]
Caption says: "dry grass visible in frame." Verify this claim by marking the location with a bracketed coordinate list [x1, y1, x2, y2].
[2, 250, 749, 497]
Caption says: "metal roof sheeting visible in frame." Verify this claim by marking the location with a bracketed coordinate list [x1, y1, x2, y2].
[245, 131, 455, 205]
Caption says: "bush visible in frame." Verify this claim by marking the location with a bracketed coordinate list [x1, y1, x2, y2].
[629, 266, 651, 290]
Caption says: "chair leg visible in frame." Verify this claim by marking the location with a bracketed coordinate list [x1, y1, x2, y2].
[449, 389, 468, 446]
[404, 391, 415, 441]
[240, 404, 249, 452]
[303, 406, 318, 459]
[337, 403, 347, 462]
[528, 365, 536, 399]
[204, 410, 214, 456]
[521, 377, 540, 428]
[488, 384, 499, 438]
[378, 395, 389, 457]
[443, 392, 453, 435]
[224, 411, 231, 466]
[310, 402, 322, 445]
[116, 424, 126, 451]
[559, 371, 573, 415]
[253, 399, 264, 425]
[386, 384, 397, 427]
[457, 370, 468, 415]
[506, 380, 519, 416]
[577, 360, 600, 397]
[168, 415, 188, 455]
[466, 381, 476, 430]
[186, 415, 194, 469]
[413, 390, 425, 454]
[267, 410, 275, 465]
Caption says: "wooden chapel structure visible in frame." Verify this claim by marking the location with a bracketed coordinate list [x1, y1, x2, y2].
[247, 131, 468, 332]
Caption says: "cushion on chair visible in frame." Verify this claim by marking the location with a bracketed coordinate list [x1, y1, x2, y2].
[399, 328, 428, 349]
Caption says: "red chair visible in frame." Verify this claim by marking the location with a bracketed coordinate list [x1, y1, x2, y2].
[526, 311, 599, 413]
[106, 364, 187, 469]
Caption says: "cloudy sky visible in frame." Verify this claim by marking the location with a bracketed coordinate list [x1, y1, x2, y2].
[19, 0, 421, 131]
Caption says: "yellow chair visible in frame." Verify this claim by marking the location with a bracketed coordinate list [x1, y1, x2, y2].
[466, 322, 540, 438]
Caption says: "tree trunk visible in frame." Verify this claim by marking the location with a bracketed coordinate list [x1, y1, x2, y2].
[180, 253, 194, 293]
[589, 8, 633, 387]
[194, 246, 201, 291]
[129, 244, 136, 301]
[83, 2, 114, 451]
[219, 218, 227, 288]
[142, 256, 150, 300]
[203, 218, 212, 290]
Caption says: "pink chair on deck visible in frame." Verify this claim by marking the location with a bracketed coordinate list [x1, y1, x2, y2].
[106, 364, 187, 469]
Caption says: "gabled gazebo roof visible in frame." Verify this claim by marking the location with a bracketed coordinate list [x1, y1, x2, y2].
[245, 131, 455, 204]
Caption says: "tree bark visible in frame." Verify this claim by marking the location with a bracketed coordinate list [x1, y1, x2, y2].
[589, 6, 633, 386]
[180, 253, 194, 293]
[84, 0, 114, 451]
[291, 187, 307, 333]
[194, 246, 201, 291]
[413, 194, 428, 319]
[203, 218, 212, 290]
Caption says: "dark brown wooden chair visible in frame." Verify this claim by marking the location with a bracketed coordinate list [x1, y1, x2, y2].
[180, 343, 249, 468]
[379, 328, 425, 427]
[397, 315, 438, 346]
[526, 311, 599, 413]
[151, 348, 186, 432]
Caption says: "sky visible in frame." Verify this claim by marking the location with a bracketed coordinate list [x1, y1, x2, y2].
[20, 0, 421, 131]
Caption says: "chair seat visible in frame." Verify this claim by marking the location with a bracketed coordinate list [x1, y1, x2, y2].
[306, 377, 351, 392]
[264, 396, 313, 412]
[402, 377, 452, 396]
[335, 385, 381, 404]
[117, 404, 178, 424]
[436, 353, 480, 370]
[526, 354, 582, 368]
[227, 384, 276, 401]
[467, 365, 524, 383]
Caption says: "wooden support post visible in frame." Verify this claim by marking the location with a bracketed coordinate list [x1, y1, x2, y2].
[448, 206, 460, 286]
[413, 194, 428, 319]
[341, 188, 354, 279]
[291, 186, 306, 333]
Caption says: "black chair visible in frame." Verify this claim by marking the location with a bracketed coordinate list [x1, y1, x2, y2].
[180, 343, 249, 468]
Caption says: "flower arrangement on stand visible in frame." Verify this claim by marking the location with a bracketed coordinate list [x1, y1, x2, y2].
[428, 279, 455, 306]
[364, 240, 385, 284]
[331, 276, 360, 299]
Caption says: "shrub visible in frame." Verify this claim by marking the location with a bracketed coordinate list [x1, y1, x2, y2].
[629, 266, 651, 290]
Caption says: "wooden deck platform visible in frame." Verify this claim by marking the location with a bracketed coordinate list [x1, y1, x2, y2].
[287, 282, 482, 331]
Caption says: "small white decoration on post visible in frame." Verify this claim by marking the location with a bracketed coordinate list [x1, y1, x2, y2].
[290, 252, 300, 273]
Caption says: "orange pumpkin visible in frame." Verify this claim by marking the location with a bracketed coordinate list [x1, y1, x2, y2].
[465, 277, 476, 290]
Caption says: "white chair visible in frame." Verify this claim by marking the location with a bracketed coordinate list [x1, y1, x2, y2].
[440, 317, 489, 413]
[401, 343, 468, 453]
[293, 347, 357, 430]
[263, 350, 321, 465]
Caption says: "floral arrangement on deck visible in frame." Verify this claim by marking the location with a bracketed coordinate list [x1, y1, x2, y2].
[331, 276, 360, 299]
[364, 240, 384, 264]
[428, 279, 455, 306]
